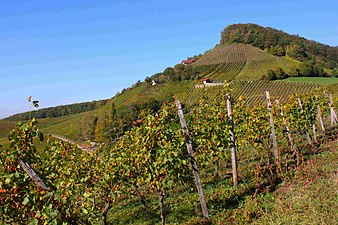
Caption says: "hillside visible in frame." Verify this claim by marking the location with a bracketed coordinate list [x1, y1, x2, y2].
[1, 23, 338, 143]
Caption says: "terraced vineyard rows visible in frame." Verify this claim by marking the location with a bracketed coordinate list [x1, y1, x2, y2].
[203, 63, 225, 78]
[236, 58, 277, 80]
[194, 44, 262, 66]
[214, 61, 246, 81]
[231, 80, 322, 106]
[195, 61, 246, 82]
[193, 43, 299, 82]
[236, 57, 299, 81]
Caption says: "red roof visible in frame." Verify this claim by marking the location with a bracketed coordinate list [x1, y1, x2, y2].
[200, 78, 210, 81]
[132, 119, 142, 125]
[181, 58, 197, 65]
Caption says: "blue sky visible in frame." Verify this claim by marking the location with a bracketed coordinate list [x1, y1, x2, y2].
[0, 0, 337, 118]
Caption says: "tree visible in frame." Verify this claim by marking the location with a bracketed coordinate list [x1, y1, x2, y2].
[163, 67, 175, 79]
[81, 113, 97, 140]
[286, 44, 308, 61]
[332, 67, 338, 78]
[95, 112, 109, 142]
[289, 66, 301, 77]
[266, 69, 277, 80]
[270, 44, 285, 56]
[275, 68, 288, 79]
[299, 62, 317, 77]
[144, 76, 152, 84]
[106, 103, 120, 141]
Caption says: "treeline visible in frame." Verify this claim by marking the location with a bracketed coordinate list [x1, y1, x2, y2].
[6, 99, 109, 121]
[144, 64, 201, 85]
[221, 23, 338, 70]
[263, 61, 329, 81]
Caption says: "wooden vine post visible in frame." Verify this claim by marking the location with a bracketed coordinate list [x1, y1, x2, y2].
[310, 98, 318, 143]
[19, 159, 49, 191]
[329, 94, 338, 127]
[265, 91, 279, 163]
[159, 191, 165, 225]
[175, 99, 209, 219]
[315, 96, 325, 135]
[297, 98, 312, 145]
[276, 100, 299, 165]
[226, 94, 238, 190]
[312, 119, 318, 143]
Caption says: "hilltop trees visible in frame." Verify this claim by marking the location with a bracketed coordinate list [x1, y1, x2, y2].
[221, 23, 338, 69]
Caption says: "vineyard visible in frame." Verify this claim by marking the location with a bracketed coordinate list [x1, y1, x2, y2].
[1, 86, 337, 224]
[193, 44, 299, 81]
[231, 80, 323, 106]
[195, 61, 246, 82]
[179, 80, 324, 109]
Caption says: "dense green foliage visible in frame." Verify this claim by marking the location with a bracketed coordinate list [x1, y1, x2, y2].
[263, 62, 327, 81]
[220, 23, 338, 69]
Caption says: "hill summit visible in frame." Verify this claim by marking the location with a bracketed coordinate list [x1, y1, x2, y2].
[220, 23, 338, 69]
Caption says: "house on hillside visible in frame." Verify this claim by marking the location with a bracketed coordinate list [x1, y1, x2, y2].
[200, 78, 212, 84]
[152, 80, 157, 86]
[194, 78, 225, 88]
[181, 58, 197, 65]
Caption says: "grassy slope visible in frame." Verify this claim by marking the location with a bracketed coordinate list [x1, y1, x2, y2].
[253, 141, 338, 225]
[109, 142, 338, 224]
[0, 120, 16, 138]
[105, 139, 338, 224]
